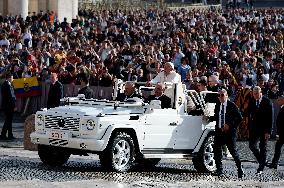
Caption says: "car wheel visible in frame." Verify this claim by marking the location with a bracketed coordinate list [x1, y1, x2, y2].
[192, 134, 216, 173]
[38, 145, 70, 166]
[99, 132, 135, 172]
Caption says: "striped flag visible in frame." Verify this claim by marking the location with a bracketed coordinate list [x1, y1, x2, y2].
[12, 77, 41, 98]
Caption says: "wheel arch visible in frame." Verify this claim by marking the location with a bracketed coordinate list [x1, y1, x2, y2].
[104, 128, 141, 154]
[193, 129, 215, 153]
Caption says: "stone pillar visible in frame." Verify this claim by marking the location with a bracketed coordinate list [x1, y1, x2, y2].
[48, 0, 78, 22]
[0, 0, 4, 15]
[72, 0, 78, 19]
[0, 0, 8, 15]
[29, 0, 39, 14]
[38, 0, 48, 12]
[8, 0, 29, 18]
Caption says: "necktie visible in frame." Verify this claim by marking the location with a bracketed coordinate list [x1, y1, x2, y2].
[256, 100, 260, 108]
[220, 104, 225, 128]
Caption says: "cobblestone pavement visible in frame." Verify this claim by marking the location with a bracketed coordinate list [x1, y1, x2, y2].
[0, 147, 284, 188]
[0, 120, 284, 187]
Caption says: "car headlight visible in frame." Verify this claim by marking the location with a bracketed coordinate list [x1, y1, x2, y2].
[86, 120, 95, 130]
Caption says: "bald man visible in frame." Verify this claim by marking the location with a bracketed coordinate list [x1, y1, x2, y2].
[147, 83, 171, 109]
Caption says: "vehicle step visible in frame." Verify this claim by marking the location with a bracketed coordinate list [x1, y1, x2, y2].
[143, 154, 193, 159]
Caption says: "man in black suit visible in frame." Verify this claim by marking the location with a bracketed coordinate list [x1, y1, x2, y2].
[78, 74, 94, 99]
[147, 83, 171, 109]
[116, 81, 141, 102]
[211, 89, 243, 178]
[0, 72, 16, 140]
[268, 96, 284, 169]
[47, 73, 63, 109]
[247, 86, 273, 174]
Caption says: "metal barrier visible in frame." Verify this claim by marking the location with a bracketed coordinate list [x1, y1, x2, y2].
[0, 79, 113, 115]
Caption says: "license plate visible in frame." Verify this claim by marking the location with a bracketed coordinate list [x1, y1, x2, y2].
[48, 131, 69, 140]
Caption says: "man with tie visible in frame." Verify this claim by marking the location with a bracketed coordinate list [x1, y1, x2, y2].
[147, 83, 171, 109]
[268, 96, 284, 169]
[0, 72, 17, 140]
[247, 86, 273, 174]
[211, 89, 243, 178]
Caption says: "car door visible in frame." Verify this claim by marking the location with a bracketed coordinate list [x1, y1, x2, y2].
[173, 115, 205, 150]
[142, 109, 178, 151]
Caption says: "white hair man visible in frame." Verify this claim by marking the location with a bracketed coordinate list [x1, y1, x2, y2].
[150, 62, 181, 84]
[248, 86, 273, 175]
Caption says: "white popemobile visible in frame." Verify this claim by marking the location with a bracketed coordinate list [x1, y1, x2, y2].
[31, 80, 217, 172]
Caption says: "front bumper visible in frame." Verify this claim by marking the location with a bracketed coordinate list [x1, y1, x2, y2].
[30, 132, 106, 151]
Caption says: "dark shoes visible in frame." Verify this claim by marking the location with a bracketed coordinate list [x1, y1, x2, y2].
[7, 136, 16, 140]
[0, 135, 16, 140]
[267, 163, 278, 170]
[238, 168, 244, 179]
[0, 135, 7, 140]
[256, 168, 263, 175]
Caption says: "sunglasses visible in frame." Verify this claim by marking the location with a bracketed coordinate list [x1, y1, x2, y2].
[218, 94, 225, 97]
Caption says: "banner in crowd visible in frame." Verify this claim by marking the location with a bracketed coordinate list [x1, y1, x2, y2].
[12, 77, 41, 98]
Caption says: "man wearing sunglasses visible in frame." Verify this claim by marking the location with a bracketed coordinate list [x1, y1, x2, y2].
[212, 89, 243, 178]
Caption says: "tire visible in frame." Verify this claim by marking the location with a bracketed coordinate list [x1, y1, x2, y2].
[38, 145, 70, 167]
[192, 134, 216, 173]
[99, 132, 135, 172]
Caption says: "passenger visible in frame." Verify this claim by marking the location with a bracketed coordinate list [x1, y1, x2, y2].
[147, 83, 171, 109]
[116, 81, 141, 102]
[149, 62, 181, 84]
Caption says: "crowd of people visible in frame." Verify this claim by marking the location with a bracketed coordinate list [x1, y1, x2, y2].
[0, 7, 284, 100]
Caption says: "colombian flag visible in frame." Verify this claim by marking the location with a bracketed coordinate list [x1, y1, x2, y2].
[12, 77, 41, 98]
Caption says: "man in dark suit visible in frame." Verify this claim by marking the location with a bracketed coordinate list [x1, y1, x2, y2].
[0, 72, 16, 140]
[47, 73, 63, 109]
[211, 89, 243, 178]
[116, 81, 141, 102]
[78, 74, 94, 99]
[247, 86, 273, 174]
[147, 83, 171, 109]
[268, 96, 284, 169]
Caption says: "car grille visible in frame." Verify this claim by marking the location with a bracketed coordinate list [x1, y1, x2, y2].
[44, 115, 80, 131]
[49, 139, 68, 146]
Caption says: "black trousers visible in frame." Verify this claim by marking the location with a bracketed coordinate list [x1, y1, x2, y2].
[1, 110, 14, 137]
[249, 133, 267, 170]
[213, 129, 242, 172]
[272, 136, 284, 165]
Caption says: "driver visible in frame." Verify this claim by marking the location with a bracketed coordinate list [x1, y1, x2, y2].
[147, 83, 171, 109]
[116, 81, 141, 102]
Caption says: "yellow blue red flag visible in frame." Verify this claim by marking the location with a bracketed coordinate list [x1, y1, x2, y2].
[12, 77, 41, 98]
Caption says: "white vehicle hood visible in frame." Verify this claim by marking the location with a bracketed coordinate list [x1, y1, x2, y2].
[46, 105, 144, 116]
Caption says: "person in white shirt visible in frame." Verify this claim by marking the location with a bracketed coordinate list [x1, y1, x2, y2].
[0, 35, 10, 47]
[150, 62, 181, 84]
[22, 29, 32, 48]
